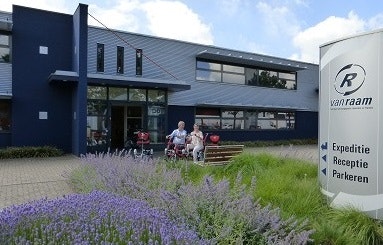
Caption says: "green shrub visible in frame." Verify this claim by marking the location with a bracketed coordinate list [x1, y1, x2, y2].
[0, 146, 64, 159]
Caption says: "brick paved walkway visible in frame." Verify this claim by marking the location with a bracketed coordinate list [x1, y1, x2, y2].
[0, 155, 81, 209]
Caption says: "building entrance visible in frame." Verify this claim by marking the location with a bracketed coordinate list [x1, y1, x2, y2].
[110, 105, 143, 149]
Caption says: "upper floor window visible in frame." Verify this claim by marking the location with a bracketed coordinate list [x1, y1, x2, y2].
[196, 60, 296, 90]
[0, 34, 11, 63]
[117, 46, 124, 74]
[97, 43, 104, 72]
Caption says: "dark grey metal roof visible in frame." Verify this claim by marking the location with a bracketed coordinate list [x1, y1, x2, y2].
[196, 51, 306, 72]
[48, 71, 191, 92]
[169, 82, 316, 111]
[87, 73, 190, 91]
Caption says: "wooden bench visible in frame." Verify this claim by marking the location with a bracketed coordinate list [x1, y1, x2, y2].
[202, 145, 244, 165]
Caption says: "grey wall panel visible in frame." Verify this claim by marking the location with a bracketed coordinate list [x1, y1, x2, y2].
[0, 63, 12, 95]
[87, 26, 319, 111]
[0, 11, 12, 21]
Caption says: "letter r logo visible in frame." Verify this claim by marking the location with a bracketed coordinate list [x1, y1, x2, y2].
[334, 64, 366, 96]
[340, 73, 357, 87]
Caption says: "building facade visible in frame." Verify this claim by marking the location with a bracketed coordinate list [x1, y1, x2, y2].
[0, 4, 319, 155]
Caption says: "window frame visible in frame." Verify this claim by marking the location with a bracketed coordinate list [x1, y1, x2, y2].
[96, 43, 105, 72]
[196, 59, 297, 90]
[116, 46, 124, 74]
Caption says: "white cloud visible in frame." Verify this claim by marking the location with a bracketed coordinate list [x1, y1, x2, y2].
[256, 1, 300, 37]
[291, 11, 367, 64]
[88, 0, 141, 32]
[219, 0, 242, 16]
[140, 0, 213, 45]
[2, 0, 214, 46]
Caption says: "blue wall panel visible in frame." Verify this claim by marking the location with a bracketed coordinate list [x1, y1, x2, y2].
[168, 106, 317, 142]
[0, 133, 11, 148]
[167, 105, 194, 135]
[12, 6, 73, 152]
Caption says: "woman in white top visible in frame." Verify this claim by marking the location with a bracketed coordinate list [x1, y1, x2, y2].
[187, 124, 204, 163]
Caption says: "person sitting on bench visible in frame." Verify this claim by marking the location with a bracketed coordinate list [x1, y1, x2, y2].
[187, 124, 204, 164]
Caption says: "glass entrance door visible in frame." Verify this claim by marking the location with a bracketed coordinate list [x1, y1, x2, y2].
[110, 105, 143, 150]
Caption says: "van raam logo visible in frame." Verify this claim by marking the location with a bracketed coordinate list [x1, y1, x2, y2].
[334, 64, 366, 96]
[330, 64, 373, 109]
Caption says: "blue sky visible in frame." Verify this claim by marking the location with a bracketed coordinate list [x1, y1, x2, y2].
[3, 0, 383, 64]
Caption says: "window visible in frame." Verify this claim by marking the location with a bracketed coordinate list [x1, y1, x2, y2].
[147, 105, 166, 143]
[0, 34, 10, 63]
[109, 87, 127, 101]
[87, 86, 107, 100]
[129, 88, 146, 101]
[0, 100, 11, 131]
[195, 107, 220, 130]
[196, 60, 297, 90]
[117, 46, 124, 74]
[196, 107, 295, 130]
[97, 43, 104, 72]
[148, 89, 166, 102]
[221, 110, 244, 129]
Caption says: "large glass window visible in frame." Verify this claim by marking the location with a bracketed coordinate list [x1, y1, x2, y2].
[0, 101, 11, 131]
[221, 110, 244, 129]
[147, 105, 166, 143]
[129, 88, 146, 101]
[196, 60, 297, 90]
[97, 43, 104, 72]
[148, 89, 166, 102]
[109, 87, 127, 101]
[87, 86, 107, 100]
[117, 46, 124, 74]
[87, 101, 108, 147]
[0, 34, 10, 63]
[196, 107, 295, 130]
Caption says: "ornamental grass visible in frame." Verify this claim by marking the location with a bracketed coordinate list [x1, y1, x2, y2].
[71, 150, 313, 244]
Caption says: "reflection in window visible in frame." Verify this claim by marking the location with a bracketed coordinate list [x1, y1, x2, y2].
[196, 70, 221, 82]
[109, 87, 127, 100]
[222, 64, 244, 73]
[221, 110, 244, 130]
[196, 60, 297, 90]
[117, 46, 124, 74]
[0, 100, 11, 131]
[222, 73, 245, 84]
[196, 61, 221, 70]
[87, 116, 108, 146]
[0, 34, 10, 63]
[87, 101, 107, 116]
[195, 107, 220, 130]
[148, 90, 166, 102]
[87, 86, 107, 100]
[196, 107, 295, 130]
[129, 88, 146, 101]
[148, 105, 166, 143]
[96, 43, 104, 72]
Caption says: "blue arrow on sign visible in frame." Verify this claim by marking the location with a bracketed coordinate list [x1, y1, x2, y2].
[322, 168, 326, 175]
[322, 155, 327, 162]
[321, 142, 328, 150]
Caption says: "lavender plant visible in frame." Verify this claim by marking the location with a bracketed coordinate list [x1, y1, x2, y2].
[74, 151, 313, 244]
[0, 190, 208, 244]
